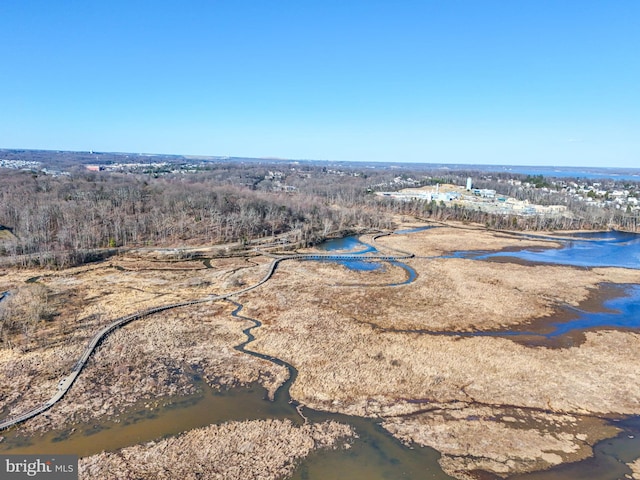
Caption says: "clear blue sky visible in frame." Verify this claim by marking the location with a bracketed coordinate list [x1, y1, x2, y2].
[1, 1, 638, 167]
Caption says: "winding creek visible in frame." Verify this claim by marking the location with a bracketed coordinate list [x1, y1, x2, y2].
[2, 228, 640, 479]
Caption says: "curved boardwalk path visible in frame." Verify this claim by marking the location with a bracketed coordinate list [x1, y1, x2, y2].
[0, 242, 414, 431]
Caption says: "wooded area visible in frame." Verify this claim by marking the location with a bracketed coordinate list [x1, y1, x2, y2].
[1, 160, 638, 268]
[0, 166, 393, 267]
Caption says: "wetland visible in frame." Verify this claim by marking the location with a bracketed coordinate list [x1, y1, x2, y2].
[1, 220, 640, 479]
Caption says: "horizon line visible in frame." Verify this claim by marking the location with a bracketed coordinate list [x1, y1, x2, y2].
[1, 146, 639, 171]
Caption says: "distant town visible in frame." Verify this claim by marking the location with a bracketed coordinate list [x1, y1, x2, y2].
[376, 175, 640, 218]
[2, 148, 639, 222]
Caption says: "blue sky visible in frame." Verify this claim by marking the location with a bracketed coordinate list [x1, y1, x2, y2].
[1, 1, 638, 166]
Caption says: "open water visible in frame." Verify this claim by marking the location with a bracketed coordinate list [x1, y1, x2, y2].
[468, 230, 640, 269]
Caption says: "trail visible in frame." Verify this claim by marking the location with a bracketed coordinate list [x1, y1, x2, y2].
[0, 240, 413, 431]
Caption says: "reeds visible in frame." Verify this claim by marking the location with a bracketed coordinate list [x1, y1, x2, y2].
[79, 419, 353, 480]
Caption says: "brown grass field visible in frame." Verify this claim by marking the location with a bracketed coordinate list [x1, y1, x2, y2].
[2, 220, 640, 478]
[79, 419, 354, 480]
[244, 224, 640, 477]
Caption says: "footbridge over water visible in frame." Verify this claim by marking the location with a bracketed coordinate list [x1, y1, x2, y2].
[285, 253, 414, 261]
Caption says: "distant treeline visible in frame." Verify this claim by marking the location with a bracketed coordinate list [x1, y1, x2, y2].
[1, 162, 638, 268]
[0, 167, 393, 267]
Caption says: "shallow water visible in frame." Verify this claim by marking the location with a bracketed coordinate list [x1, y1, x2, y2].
[512, 418, 640, 480]
[0, 383, 301, 457]
[307, 257, 384, 272]
[463, 283, 640, 342]
[313, 236, 382, 271]
[291, 411, 450, 480]
[311, 235, 393, 273]
[470, 230, 640, 269]
[542, 284, 640, 337]
[316, 236, 377, 254]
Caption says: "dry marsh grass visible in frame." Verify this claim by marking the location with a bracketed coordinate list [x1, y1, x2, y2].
[383, 407, 617, 478]
[0, 254, 284, 433]
[249, 277, 640, 416]
[3, 222, 640, 479]
[242, 224, 640, 477]
[79, 419, 354, 480]
[375, 223, 560, 256]
[322, 258, 584, 331]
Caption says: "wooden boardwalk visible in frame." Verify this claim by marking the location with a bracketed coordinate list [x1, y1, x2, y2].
[0, 248, 414, 431]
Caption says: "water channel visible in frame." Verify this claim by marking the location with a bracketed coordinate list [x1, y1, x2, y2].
[1, 229, 640, 479]
[461, 229, 640, 269]
[0, 234, 452, 479]
[306, 234, 418, 285]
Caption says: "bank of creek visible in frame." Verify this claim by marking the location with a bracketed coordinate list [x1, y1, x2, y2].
[1, 223, 640, 479]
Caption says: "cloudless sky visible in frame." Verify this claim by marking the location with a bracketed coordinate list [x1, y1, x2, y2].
[0, 1, 638, 166]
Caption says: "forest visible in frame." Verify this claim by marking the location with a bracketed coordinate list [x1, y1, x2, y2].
[1, 158, 639, 268]
[0, 164, 393, 267]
